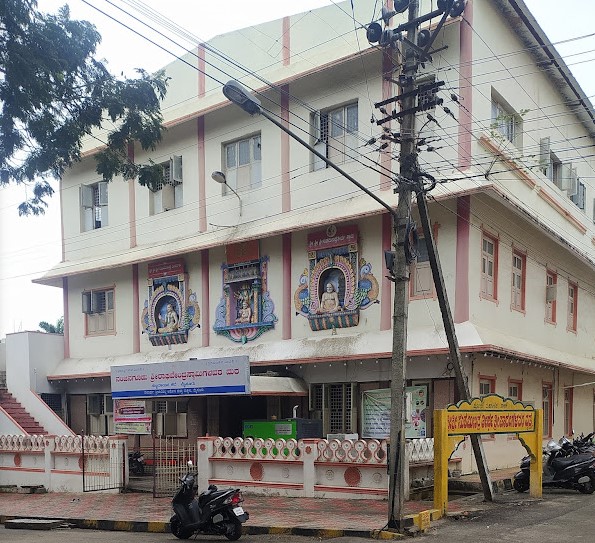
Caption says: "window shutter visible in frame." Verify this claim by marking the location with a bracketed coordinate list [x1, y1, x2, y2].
[171, 155, 183, 183]
[98, 182, 108, 205]
[558, 163, 573, 191]
[92, 291, 106, 313]
[161, 183, 175, 211]
[313, 112, 328, 171]
[539, 137, 550, 170]
[349, 382, 358, 434]
[81, 185, 94, 208]
[82, 292, 92, 313]
[99, 206, 108, 228]
[567, 167, 578, 196]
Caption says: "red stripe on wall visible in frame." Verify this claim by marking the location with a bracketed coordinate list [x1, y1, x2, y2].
[381, 213, 392, 330]
[198, 116, 207, 232]
[283, 233, 292, 340]
[458, 1, 473, 169]
[201, 250, 210, 347]
[454, 196, 470, 323]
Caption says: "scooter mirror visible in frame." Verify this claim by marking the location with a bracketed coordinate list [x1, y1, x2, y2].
[187, 460, 193, 467]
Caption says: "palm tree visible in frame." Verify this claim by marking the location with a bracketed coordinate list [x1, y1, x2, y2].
[38, 317, 64, 334]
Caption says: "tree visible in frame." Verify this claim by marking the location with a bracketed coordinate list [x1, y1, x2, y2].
[0, 0, 169, 215]
[38, 316, 64, 334]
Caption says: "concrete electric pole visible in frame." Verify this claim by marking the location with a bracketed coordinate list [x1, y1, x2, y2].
[370, 0, 494, 530]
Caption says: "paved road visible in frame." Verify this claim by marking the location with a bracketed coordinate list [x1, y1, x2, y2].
[424, 490, 595, 543]
[0, 527, 335, 543]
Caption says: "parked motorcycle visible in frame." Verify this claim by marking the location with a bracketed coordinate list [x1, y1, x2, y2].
[514, 438, 595, 494]
[571, 432, 595, 454]
[128, 450, 145, 476]
[170, 461, 249, 541]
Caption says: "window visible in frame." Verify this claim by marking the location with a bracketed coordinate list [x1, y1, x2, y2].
[87, 394, 113, 435]
[309, 383, 357, 436]
[480, 233, 498, 300]
[479, 376, 495, 396]
[410, 237, 434, 298]
[543, 383, 553, 438]
[567, 282, 578, 332]
[151, 400, 188, 437]
[508, 380, 522, 401]
[80, 182, 108, 231]
[82, 288, 115, 335]
[491, 97, 522, 147]
[539, 137, 578, 197]
[313, 103, 358, 170]
[511, 250, 526, 312]
[224, 135, 261, 191]
[545, 271, 557, 324]
[564, 387, 573, 436]
[150, 156, 183, 214]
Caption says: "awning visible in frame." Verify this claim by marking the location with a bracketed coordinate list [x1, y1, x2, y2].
[249, 376, 308, 396]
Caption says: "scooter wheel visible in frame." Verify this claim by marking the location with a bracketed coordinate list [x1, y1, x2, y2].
[513, 478, 529, 493]
[578, 475, 595, 494]
[170, 514, 193, 539]
[224, 519, 242, 541]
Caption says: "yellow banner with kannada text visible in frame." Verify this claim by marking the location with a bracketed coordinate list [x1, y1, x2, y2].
[447, 409, 535, 435]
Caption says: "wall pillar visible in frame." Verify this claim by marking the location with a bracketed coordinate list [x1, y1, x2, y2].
[300, 438, 318, 497]
[197, 437, 215, 491]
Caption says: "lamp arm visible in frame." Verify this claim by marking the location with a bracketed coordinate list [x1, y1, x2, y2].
[258, 109, 397, 220]
[225, 183, 243, 216]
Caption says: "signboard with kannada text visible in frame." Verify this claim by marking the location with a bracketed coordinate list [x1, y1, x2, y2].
[113, 399, 152, 434]
[446, 394, 535, 436]
[110, 356, 250, 399]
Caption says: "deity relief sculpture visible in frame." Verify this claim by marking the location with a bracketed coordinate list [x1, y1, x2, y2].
[214, 251, 277, 343]
[294, 224, 379, 331]
[141, 259, 200, 346]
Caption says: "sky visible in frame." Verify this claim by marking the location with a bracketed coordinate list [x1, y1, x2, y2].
[0, 0, 594, 337]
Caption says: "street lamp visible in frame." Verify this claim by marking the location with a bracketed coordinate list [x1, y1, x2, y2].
[222, 79, 406, 528]
[212, 170, 243, 216]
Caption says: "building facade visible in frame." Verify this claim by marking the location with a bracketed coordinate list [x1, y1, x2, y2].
[16, 0, 595, 474]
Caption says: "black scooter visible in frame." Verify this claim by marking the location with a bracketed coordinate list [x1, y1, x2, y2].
[514, 438, 595, 494]
[170, 461, 249, 541]
[128, 450, 145, 476]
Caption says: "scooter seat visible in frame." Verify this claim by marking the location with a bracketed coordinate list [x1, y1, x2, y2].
[551, 453, 593, 470]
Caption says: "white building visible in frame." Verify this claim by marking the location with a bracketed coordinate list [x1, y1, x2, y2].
[6, 0, 595, 475]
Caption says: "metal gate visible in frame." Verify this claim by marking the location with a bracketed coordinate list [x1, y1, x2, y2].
[148, 436, 197, 498]
[82, 435, 125, 492]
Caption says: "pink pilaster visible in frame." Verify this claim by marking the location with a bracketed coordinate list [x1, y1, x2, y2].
[128, 142, 137, 248]
[380, 213, 392, 330]
[62, 277, 69, 358]
[281, 85, 291, 212]
[458, 0, 473, 170]
[454, 196, 470, 323]
[198, 116, 207, 232]
[282, 17, 290, 66]
[132, 264, 140, 353]
[201, 250, 210, 346]
[198, 44, 206, 98]
[282, 233, 292, 339]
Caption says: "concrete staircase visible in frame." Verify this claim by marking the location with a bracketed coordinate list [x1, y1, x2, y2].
[0, 389, 47, 435]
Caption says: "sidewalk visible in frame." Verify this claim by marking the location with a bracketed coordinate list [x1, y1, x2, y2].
[0, 469, 518, 538]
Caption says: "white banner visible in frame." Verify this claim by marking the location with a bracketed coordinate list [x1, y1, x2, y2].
[114, 399, 152, 434]
[110, 356, 250, 399]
